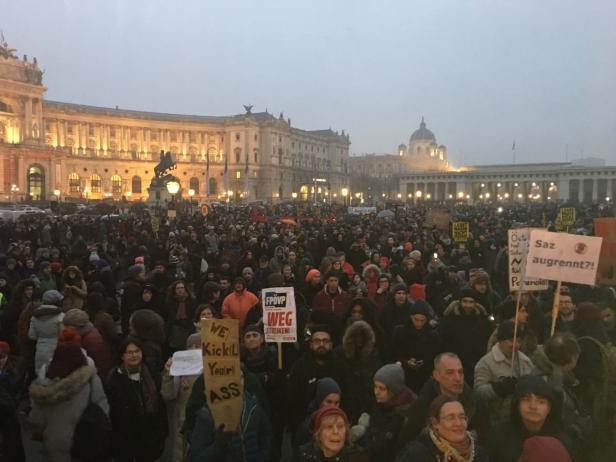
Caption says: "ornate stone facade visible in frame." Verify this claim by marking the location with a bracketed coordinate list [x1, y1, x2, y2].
[0, 44, 350, 202]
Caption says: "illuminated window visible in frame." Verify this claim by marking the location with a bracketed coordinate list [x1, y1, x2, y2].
[131, 175, 141, 194]
[236, 171, 241, 179]
[90, 174, 101, 193]
[69, 172, 81, 193]
[111, 174, 122, 195]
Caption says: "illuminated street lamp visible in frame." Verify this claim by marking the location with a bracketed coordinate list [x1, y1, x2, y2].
[166, 178, 180, 216]
[188, 188, 195, 214]
[292, 192, 298, 200]
[53, 189, 61, 201]
[341, 187, 349, 206]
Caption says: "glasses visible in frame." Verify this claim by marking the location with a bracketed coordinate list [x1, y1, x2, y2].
[439, 414, 468, 423]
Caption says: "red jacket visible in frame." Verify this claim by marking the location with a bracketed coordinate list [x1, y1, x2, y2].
[311, 287, 350, 319]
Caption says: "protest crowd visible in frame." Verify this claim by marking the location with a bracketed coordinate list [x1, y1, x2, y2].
[0, 200, 615, 462]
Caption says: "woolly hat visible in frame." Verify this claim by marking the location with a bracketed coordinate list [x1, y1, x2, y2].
[374, 363, 405, 396]
[242, 267, 254, 276]
[243, 324, 264, 337]
[514, 375, 559, 405]
[134, 256, 145, 265]
[410, 299, 432, 318]
[392, 283, 408, 295]
[47, 343, 86, 379]
[128, 264, 145, 278]
[58, 326, 82, 347]
[409, 283, 426, 300]
[50, 261, 63, 273]
[42, 289, 64, 305]
[309, 405, 348, 434]
[470, 269, 490, 286]
[497, 319, 525, 341]
[518, 436, 572, 462]
[409, 250, 422, 262]
[458, 288, 478, 301]
[64, 308, 90, 328]
[305, 269, 321, 283]
[186, 333, 202, 348]
[168, 255, 180, 265]
[314, 378, 341, 405]
[0, 341, 10, 354]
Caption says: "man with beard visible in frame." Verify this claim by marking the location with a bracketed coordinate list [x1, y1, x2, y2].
[286, 325, 340, 434]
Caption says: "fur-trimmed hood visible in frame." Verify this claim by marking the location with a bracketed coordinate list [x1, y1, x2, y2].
[362, 264, 381, 281]
[443, 299, 488, 317]
[29, 365, 95, 406]
[342, 319, 375, 359]
[32, 304, 63, 319]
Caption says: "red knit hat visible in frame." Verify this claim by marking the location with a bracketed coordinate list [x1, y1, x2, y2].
[409, 283, 426, 300]
[305, 269, 321, 283]
[518, 436, 572, 462]
[0, 341, 10, 354]
[309, 405, 348, 434]
[58, 326, 82, 347]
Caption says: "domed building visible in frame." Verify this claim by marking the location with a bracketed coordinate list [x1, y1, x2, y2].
[403, 117, 449, 171]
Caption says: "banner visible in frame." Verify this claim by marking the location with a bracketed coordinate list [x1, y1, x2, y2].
[347, 207, 376, 215]
[508, 228, 549, 292]
[525, 230, 602, 285]
[201, 318, 242, 431]
[452, 222, 470, 242]
[426, 209, 451, 231]
[150, 216, 160, 233]
[262, 286, 297, 343]
[593, 218, 616, 285]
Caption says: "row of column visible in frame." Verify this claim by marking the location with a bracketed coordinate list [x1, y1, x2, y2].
[21, 97, 44, 143]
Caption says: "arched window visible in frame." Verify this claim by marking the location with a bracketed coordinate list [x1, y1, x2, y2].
[189, 177, 199, 194]
[131, 175, 142, 194]
[69, 172, 81, 193]
[90, 174, 101, 193]
[209, 177, 217, 195]
[111, 174, 122, 195]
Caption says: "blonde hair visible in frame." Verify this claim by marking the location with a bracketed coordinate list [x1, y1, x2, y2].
[313, 414, 349, 449]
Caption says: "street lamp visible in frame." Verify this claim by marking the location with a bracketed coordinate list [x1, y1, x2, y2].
[53, 189, 61, 201]
[166, 178, 180, 217]
[188, 188, 195, 215]
[341, 187, 349, 206]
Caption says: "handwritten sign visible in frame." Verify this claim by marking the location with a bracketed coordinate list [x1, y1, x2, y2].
[262, 286, 297, 343]
[201, 318, 242, 431]
[452, 222, 470, 242]
[593, 218, 616, 285]
[508, 228, 549, 292]
[559, 207, 576, 226]
[170, 349, 203, 376]
[525, 230, 602, 286]
[347, 207, 376, 215]
[151, 216, 160, 233]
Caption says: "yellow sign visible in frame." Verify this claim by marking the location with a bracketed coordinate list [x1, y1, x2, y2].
[151, 217, 160, 233]
[452, 222, 470, 242]
[201, 318, 243, 431]
[558, 207, 576, 226]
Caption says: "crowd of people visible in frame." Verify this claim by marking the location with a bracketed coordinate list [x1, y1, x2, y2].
[0, 200, 614, 462]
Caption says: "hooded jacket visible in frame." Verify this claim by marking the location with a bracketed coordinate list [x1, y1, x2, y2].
[61, 266, 87, 311]
[28, 304, 64, 372]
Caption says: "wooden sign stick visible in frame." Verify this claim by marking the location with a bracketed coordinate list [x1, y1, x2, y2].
[550, 281, 562, 337]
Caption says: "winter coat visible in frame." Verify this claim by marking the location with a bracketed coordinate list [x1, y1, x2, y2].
[0, 382, 25, 462]
[312, 286, 351, 320]
[395, 433, 489, 462]
[398, 378, 492, 444]
[166, 295, 197, 351]
[221, 289, 259, 331]
[333, 321, 381, 423]
[474, 344, 534, 423]
[29, 365, 108, 462]
[188, 391, 272, 462]
[120, 278, 143, 333]
[389, 320, 441, 392]
[380, 299, 413, 337]
[28, 304, 64, 372]
[78, 323, 113, 379]
[440, 300, 494, 385]
[296, 441, 354, 462]
[61, 266, 87, 311]
[105, 365, 168, 462]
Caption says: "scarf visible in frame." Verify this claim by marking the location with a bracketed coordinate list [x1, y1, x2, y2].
[175, 293, 188, 320]
[121, 364, 159, 414]
[429, 428, 475, 462]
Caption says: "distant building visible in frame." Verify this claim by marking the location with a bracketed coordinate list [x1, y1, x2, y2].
[0, 41, 350, 202]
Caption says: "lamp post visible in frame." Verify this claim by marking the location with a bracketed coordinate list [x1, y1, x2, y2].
[341, 187, 349, 207]
[188, 188, 195, 215]
[166, 178, 180, 217]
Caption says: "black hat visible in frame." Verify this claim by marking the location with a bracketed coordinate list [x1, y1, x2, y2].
[459, 288, 478, 301]
[497, 319, 525, 341]
[410, 299, 431, 318]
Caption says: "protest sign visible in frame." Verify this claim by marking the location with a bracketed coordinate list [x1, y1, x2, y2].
[559, 207, 576, 226]
[170, 349, 203, 376]
[426, 209, 451, 231]
[452, 222, 470, 242]
[508, 228, 549, 292]
[593, 218, 616, 285]
[201, 203, 210, 216]
[348, 206, 376, 215]
[262, 286, 297, 343]
[151, 216, 160, 233]
[201, 318, 242, 431]
[525, 230, 602, 286]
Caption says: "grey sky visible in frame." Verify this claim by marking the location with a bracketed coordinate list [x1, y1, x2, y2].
[3, 0, 615, 165]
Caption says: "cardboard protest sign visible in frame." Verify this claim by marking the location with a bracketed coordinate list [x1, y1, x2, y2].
[559, 207, 576, 226]
[508, 228, 549, 292]
[201, 318, 242, 431]
[426, 209, 451, 231]
[151, 216, 160, 233]
[593, 218, 616, 285]
[525, 230, 602, 286]
[347, 207, 376, 215]
[452, 222, 470, 242]
[262, 287, 297, 343]
[170, 349, 203, 376]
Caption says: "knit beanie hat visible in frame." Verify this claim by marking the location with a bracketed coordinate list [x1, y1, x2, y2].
[186, 333, 202, 349]
[47, 343, 86, 379]
[305, 269, 321, 283]
[459, 288, 478, 301]
[64, 308, 90, 328]
[58, 326, 82, 347]
[518, 436, 572, 462]
[314, 377, 341, 406]
[242, 267, 254, 276]
[497, 319, 525, 341]
[409, 283, 426, 300]
[392, 283, 408, 295]
[409, 250, 422, 262]
[0, 341, 10, 354]
[243, 324, 264, 337]
[309, 405, 349, 434]
[128, 264, 145, 278]
[410, 299, 432, 318]
[374, 363, 405, 396]
[42, 289, 64, 305]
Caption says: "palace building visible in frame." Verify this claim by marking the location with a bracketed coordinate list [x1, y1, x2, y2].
[0, 40, 350, 202]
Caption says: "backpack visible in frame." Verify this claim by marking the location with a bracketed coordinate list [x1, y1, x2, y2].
[71, 381, 113, 462]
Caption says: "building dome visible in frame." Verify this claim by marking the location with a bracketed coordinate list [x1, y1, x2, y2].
[410, 117, 436, 142]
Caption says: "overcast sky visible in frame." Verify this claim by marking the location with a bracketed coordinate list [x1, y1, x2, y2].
[3, 0, 615, 165]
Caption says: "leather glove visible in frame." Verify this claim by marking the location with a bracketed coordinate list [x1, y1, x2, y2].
[491, 376, 517, 398]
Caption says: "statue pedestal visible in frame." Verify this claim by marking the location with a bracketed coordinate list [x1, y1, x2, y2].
[147, 177, 174, 207]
